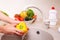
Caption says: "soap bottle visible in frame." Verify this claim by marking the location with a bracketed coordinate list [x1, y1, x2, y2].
[49, 6, 57, 27]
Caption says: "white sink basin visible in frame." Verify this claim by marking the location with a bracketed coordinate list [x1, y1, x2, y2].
[25, 27, 53, 40]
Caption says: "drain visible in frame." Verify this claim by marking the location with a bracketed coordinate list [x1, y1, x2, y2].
[36, 31, 40, 35]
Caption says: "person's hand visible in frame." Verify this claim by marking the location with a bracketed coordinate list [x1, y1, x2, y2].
[8, 19, 20, 24]
[1, 24, 24, 35]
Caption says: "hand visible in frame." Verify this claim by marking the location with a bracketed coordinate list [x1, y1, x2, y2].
[1, 24, 24, 35]
[8, 19, 20, 24]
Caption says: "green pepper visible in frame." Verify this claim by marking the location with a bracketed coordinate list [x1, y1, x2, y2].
[27, 9, 34, 17]
[25, 16, 33, 21]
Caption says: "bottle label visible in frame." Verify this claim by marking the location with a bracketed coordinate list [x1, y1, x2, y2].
[49, 10, 57, 19]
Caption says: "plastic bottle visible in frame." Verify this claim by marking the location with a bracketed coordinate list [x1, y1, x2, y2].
[49, 6, 57, 27]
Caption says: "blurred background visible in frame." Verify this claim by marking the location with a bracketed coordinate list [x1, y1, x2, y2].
[0, 0, 60, 20]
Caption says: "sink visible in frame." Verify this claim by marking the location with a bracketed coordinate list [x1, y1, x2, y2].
[0, 27, 53, 40]
[25, 27, 54, 40]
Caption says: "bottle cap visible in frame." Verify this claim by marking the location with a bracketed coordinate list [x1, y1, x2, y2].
[51, 6, 55, 10]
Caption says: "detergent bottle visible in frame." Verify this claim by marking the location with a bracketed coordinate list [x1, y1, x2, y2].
[16, 21, 28, 33]
[49, 6, 57, 27]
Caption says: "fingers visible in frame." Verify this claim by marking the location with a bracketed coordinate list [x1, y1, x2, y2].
[11, 21, 20, 27]
[14, 28, 24, 36]
[11, 24, 17, 27]
[14, 31, 23, 36]
[13, 21, 20, 24]
[27, 27, 29, 30]
[15, 29, 22, 32]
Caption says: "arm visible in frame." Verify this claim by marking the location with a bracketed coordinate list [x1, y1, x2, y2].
[0, 11, 19, 24]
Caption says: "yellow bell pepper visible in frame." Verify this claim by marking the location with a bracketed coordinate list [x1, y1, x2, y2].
[20, 11, 27, 18]
[16, 21, 28, 33]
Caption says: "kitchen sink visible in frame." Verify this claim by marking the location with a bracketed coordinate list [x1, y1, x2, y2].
[25, 27, 54, 40]
[0, 27, 53, 40]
